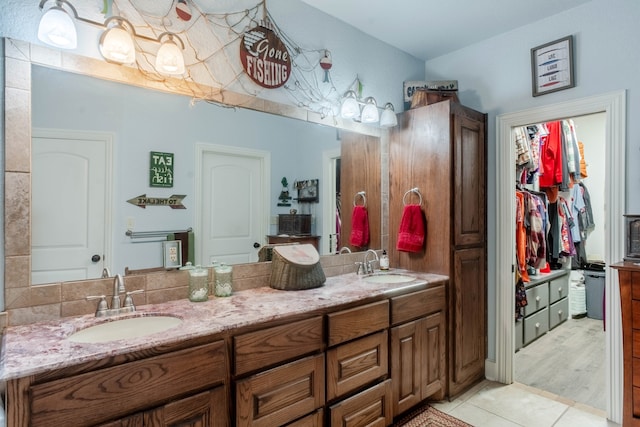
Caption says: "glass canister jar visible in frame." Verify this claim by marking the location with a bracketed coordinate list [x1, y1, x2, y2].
[188, 265, 209, 302]
[214, 263, 233, 297]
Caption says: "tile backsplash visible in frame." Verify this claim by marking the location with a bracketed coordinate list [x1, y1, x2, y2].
[3, 252, 366, 327]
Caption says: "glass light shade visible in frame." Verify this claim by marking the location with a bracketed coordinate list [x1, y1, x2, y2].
[156, 38, 185, 75]
[340, 91, 360, 119]
[100, 25, 135, 64]
[361, 97, 379, 123]
[380, 103, 398, 127]
[38, 6, 77, 49]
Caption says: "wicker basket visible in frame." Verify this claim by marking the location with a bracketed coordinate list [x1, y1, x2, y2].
[270, 244, 325, 290]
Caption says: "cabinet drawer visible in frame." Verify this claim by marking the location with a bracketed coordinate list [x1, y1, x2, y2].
[329, 379, 392, 427]
[327, 300, 389, 346]
[391, 285, 445, 326]
[549, 298, 569, 330]
[515, 319, 523, 351]
[549, 274, 569, 304]
[285, 409, 323, 427]
[524, 283, 548, 317]
[30, 341, 226, 427]
[523, 308, 549, 345]
[327, 330, 388, 401]
[234, 316, 323, 375]
[236, 354, 325, 427]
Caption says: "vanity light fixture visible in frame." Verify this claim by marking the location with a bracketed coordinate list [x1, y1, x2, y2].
[339, 91, 397, 127]
[155, 32, 186, 75]
[379, 103, 398, 128]
[38, 0, 78, 49]
[99, 16, 136, 65]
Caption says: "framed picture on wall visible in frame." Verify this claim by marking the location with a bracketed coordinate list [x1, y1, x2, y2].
[531, 35, 575, 97]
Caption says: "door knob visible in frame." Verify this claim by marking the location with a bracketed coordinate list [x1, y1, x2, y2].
[91, 254, 101, 262]
[253, 242, 261, 249]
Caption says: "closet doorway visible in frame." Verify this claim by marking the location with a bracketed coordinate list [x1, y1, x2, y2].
[494, 91, 626, 422]
[513, 112, 606, 410]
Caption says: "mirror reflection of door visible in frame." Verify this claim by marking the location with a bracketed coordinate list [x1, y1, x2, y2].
[31, 129, 112, 284]
[198, 145, 269, 265]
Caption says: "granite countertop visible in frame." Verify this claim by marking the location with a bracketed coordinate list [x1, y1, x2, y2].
[0, 270, 447, 382]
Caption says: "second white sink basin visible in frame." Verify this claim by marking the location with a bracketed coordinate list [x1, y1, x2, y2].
[68, 315, 183, 343]
[362, 273, 416, 284]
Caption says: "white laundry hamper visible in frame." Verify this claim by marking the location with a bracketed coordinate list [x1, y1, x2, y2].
[569, 270, 587, 318]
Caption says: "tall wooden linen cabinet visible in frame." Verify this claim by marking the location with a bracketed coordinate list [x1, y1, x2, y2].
[389, 100, 487, 398]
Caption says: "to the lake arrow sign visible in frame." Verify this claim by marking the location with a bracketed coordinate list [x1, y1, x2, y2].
[127, 194, 187, 209]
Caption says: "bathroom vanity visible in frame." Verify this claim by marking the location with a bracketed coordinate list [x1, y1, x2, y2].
[1, 271, 447, 427]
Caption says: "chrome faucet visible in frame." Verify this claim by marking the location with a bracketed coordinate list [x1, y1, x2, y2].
[86, 273, 143, 317]
[363, 249, 379, 274]
[101, 267, 111, 278]
[339, 246, 352, 254]
[112, 274, 126, 310]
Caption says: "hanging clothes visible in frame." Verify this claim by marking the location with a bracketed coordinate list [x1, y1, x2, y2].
[515, 191, 529, 282]
[539, 121, 564, 188]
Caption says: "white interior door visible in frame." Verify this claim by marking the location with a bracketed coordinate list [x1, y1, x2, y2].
[198, 145, 269, 265]
[32, 129, 112, 284]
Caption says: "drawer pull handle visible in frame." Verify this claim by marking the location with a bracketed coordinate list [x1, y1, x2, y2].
[535, 322, 540, 329]
[558, 287, 562, 293]
[558, 310, 563, 315]
[536, 296, 541, 302]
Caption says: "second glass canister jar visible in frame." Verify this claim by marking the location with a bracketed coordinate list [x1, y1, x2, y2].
[214, 263, 233, 297]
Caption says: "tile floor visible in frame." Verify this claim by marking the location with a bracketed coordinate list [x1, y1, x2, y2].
[431, 380, 620, 426]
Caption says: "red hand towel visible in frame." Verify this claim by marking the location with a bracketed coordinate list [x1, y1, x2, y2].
[396, 204, 425, 253]
[349, 205, 369, 247]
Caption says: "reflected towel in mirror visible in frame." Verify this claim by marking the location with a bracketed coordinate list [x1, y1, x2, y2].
[349, 205, 370, 247]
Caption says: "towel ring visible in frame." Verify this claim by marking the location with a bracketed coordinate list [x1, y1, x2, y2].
[402, 187, 423, 206]
[353, 191, 367, 207]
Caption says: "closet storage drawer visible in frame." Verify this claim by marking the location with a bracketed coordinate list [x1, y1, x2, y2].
[515, 319, 524, 351]
[524, 307, 549, 345]
[549, 275, 569, 304]
[549, 298, 569, 329]
[524, 283, 548, 317]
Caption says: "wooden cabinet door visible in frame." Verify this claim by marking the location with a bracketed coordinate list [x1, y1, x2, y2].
[450, 247, 486, 397]
[145, 387, 228, 427]
[453, 112, 486, 247]
[390, 320, 422, 416]
[421, 312, 446, 401]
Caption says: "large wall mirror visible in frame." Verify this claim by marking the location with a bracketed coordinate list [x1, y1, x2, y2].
[5, 40, 383, 286]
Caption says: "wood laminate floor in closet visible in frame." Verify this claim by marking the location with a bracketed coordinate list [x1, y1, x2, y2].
[515, 316, 606, 411]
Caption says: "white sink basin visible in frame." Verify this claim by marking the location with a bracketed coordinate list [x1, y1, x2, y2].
[362, 273, 416, 284]
[68, 315, 183, 343]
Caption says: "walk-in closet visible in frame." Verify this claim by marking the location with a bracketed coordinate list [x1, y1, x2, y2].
[512, 112, 606, 411]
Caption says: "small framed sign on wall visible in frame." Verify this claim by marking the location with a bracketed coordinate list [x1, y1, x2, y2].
[531, 35, 575, 97]
[150, 151, 174, 187]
